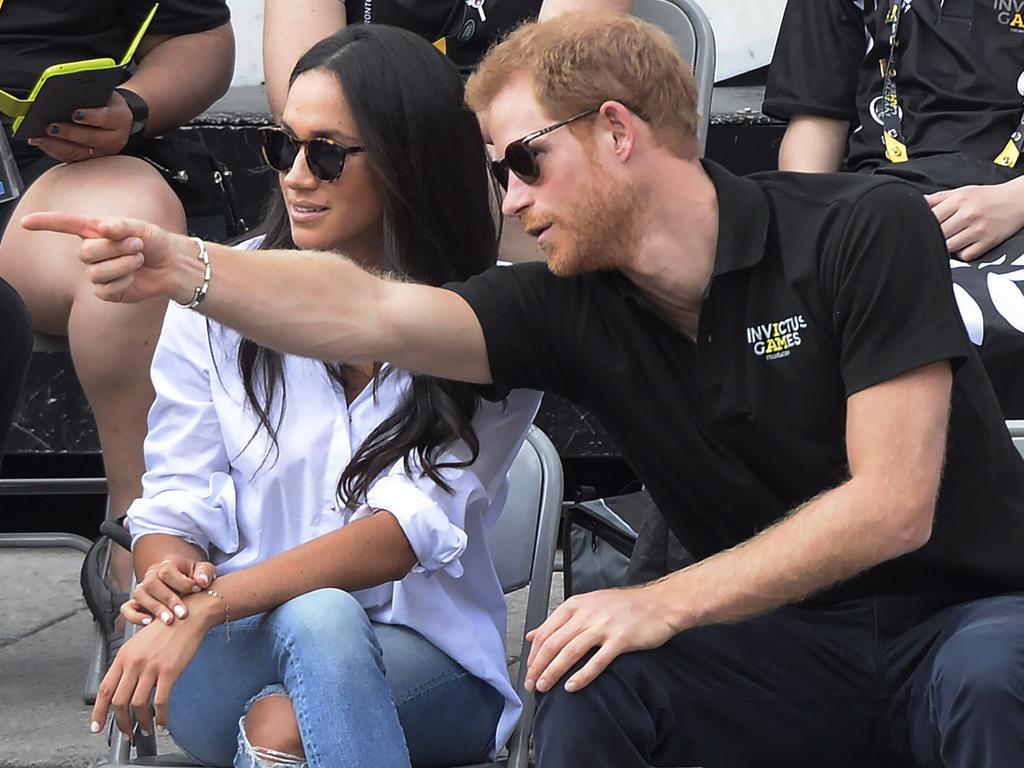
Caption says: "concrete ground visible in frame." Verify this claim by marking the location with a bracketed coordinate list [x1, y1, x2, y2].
[0, 549, 563, 768]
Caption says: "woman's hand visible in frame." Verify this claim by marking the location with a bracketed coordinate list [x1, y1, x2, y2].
[925, 181, 1024, 262]
[123, 555, 217, 626]
[19, 212, 194, 303]
[26, 91, 135, 163]
[91, 596, 217, 738]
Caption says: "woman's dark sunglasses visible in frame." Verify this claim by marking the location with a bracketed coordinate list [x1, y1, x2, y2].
[259, 126, 364, 182]
[489, 107, 598, 189]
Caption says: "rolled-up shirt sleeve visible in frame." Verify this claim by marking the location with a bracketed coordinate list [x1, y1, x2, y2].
[361, 388, 542, 577]
[127, 305, 239, 557]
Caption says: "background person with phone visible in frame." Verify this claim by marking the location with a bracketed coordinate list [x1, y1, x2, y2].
[0, 0, 234, 644]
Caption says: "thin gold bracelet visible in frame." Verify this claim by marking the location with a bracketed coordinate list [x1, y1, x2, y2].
[206, 588, 231, 640]
[174, 236, 211, 310]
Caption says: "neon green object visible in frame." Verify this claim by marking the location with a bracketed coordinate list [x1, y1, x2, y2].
[0, 4, 158, 131]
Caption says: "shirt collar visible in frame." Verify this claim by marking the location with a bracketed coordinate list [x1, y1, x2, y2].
[701, 158, 771, 278]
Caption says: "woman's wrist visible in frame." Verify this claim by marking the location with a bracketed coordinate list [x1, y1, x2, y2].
[184, 589, 229, 632]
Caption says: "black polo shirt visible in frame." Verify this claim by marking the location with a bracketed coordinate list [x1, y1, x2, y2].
[448, 160, 1024, 602]
[763, 0, 1024, 178]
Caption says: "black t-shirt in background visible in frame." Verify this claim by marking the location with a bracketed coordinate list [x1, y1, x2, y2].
[0, 0, 230, 166]
[345, 0, 541, 70]
[763, 0, 1024, 178]
[448, 161, 1024, 603]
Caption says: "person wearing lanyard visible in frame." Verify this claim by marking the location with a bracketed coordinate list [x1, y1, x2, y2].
[764, 0, 1024, 416]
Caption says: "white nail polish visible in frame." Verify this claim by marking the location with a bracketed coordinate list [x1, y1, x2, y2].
[142, 617, 152, 625]
[173, 605, 186, 618]
[191, 585, 201, 593]
[160, 611, 171, 623]
[140, 728, 152, 737]
[90, 721, 101, 734]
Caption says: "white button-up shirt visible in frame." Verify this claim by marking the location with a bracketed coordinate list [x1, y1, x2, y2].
[128, 299, 541, 752]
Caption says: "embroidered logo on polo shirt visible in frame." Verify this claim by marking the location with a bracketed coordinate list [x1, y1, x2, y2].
[994, 0, 1024, 30]
[746, 314, 807, 361]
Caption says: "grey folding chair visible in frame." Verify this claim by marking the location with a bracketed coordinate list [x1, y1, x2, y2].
[102, 425, 564, 768]
[0, 330, 110, 703]
[634, 0, 717, 155]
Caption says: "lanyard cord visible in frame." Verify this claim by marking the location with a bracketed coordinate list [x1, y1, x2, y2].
[879, 0, 1024, 167]
[880, 0, 909, 162]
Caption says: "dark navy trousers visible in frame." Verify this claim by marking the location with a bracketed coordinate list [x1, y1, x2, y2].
[534, 591, 1024, 767]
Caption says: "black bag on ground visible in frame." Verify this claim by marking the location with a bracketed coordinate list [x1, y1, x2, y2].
[563, 489, 693, 597]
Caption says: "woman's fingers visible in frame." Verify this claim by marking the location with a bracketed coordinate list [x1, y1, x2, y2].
[120, 598, 155, 627]
[107, 660, 142, 737]
[136, 574, 184, 625]
[190, 562, 216, 590]
[131, 669, 158, 737]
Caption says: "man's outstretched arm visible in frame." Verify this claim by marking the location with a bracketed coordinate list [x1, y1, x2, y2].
[21, 213, 493, 384]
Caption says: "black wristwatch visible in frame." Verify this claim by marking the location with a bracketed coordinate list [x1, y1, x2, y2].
[114, 87, 149, 153]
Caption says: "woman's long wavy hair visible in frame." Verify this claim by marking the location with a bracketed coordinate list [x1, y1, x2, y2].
[232, 25, 499, 507]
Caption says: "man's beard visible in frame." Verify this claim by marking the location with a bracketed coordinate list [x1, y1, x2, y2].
[539, 155, 646, 278]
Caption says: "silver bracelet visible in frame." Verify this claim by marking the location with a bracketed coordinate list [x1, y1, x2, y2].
[173, 236, 211, 310]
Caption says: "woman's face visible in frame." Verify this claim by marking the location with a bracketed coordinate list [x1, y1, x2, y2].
[279, 70, 385, 262]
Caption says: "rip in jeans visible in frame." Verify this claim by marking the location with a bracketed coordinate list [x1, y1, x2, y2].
[236, 684, 307, 768]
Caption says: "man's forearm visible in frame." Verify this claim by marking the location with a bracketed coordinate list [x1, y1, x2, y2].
[159, 233, 492, 383]
[167, 237, 385, 363]
[652, 476, 932, 632]
[126, 24, 235, 136]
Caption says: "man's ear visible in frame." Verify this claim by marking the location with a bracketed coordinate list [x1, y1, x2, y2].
[599, 101, 637, 161]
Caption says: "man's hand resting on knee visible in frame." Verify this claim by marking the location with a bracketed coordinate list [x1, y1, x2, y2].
[525, 584, 678, 694]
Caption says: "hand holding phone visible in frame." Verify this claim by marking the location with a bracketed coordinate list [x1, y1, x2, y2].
[27, 91, 135, 164]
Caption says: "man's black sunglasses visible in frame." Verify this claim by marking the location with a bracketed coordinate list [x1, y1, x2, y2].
[490, 102, 650, 188]
[259, 126, 364, 182]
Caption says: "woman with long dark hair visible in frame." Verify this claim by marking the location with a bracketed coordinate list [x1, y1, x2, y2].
[88, 26, 539, 767]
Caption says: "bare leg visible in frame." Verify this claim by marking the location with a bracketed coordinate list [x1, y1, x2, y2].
[242, 694, 307, 766]
[0, 156, 185, 592]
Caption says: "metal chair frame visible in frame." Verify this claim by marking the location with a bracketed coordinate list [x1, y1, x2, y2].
[634, 0, 717, 154]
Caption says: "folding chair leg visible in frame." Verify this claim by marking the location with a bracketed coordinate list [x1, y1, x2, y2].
[84, 619, 107, 704]
[108, 722, 132, 765]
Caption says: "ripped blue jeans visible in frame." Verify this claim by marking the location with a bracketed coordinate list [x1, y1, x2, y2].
[166, 588, 504, 768]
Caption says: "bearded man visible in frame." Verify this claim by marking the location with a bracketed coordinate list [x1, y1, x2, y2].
[25, 12, 1024, 768]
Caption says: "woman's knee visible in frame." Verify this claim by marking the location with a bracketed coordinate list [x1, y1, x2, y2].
[18, 155, 185, 231]
[271, 589, 376, 649]
[238, 689, 306, 767]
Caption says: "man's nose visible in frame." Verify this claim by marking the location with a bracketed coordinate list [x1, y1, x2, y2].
[501, 173, 533, 218]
